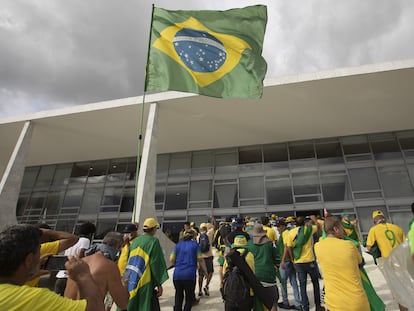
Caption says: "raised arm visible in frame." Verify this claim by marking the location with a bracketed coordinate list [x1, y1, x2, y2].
[40, 228, 79, 252]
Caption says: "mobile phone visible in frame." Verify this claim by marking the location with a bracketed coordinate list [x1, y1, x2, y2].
[44, 255, 68, 270]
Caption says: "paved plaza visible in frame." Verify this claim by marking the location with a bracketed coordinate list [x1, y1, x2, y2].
[156, 252, 400, 311]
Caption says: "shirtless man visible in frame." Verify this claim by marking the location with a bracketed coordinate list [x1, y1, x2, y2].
[65, 232, 129, 310]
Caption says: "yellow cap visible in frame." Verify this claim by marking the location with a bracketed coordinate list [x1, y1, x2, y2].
[372, 210, 384, 219]
[271, 214, 277, 220]
[285, 216, 294, 223]
[232, 235, 247, 248]
[143, 218, 160, 229]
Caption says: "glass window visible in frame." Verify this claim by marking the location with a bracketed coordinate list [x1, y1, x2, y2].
[321, 175, 352, 201]
[80, 186, 102, 214]
[289, 143, 315, 160]
[215, 152, 238, 174]
[292, 172, 320, 195]
[16, 195, 29, 217]
[389, 211, 412, 231]
[44, 191, 63, 216]
[87, 160, 108, 183]
[239, 176, 263, 199]
[316, 142, 343, 164]
[120, 186, 135, 212]
[155, 183, 166, 203]
[378, 166, 413, 197]
[342, 136, 370, 155]
[263, 143, 288, 162]
[107, 159, 128, 183]
[53, 164, 72, 186]
[192, 151, 213, 168]
[95, 218, 117, 239]
[165, 183, 188, 210]
[21, 167, 39, 189]
[266, 178, 293, 205]
[371, 139, 401, 160]
[101, 187, 122, 206]
[69, 162, 89, 184]
[349, 167, 380, 191]
[35, 165, 56, 187]
[214, 184, 238, 208]
[127, 158, 138, 181]
[398, 131, 414, 150]
[56, 218, 76, 233]
[27, 191, 47, 211]
[190, 180, 212, 201]
[239, 146, 262, 164]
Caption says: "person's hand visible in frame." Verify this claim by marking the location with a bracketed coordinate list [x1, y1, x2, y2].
[156, 285, 163, 297]
[281, 261, 285, 270]
[65, 255, 92, 282]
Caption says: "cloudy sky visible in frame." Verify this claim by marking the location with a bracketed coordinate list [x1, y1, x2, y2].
[1, 0, 414, 117]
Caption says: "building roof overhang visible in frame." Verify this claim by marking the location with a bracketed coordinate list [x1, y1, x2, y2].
[1, 59, 414, 172]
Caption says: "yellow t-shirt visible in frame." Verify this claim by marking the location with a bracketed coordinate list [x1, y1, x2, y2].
[366, 223, 405, 258]
[286, 225, 317, 263]
[0, 283, 87, 311]
[263, 226, 277, 242]
[25, 240, 60, 287]
[315, 237, 369, 311]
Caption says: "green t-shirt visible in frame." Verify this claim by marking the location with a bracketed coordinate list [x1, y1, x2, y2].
[247, 240, 278, 284]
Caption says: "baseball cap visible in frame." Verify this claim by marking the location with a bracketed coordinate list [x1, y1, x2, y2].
[285, 216, 295, 223]
[143, 218, 160, 229]
[372, 210, 384, 219]
[232, 235, 247, 248]
[122, 224, 138, 233]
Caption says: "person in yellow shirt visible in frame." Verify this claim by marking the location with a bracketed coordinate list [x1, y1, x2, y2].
[25, 226, 79, 287]
[261, 216, 277, 243]
[315, 216, 369, 311]
[117, 223, 139, 276]
[0, 224, 104, 311]
[366, 210, 407, 311]
[286, 215, 324, 311]
[366, 210, 405, 258]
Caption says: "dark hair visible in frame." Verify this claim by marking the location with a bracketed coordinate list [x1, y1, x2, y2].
[183, 221, 191, 226]
[411, 202, 414, 214]
[0, 225, 42, 277]
[78, 222, 96, 235]
[36, 223, 52, 230]
[261, 216, 269, 226]
[296, 216, 305, 226]
[324, 216, 342, 234]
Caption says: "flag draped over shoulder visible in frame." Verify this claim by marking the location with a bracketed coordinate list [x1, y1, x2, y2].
[123, 234, 168, 311]
[145, 5, 268, 99]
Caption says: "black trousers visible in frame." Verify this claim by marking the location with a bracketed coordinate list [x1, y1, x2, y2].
[173, 279, 196, 311]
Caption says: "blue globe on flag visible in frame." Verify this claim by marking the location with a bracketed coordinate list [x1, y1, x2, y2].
[173, 28, 227, 73]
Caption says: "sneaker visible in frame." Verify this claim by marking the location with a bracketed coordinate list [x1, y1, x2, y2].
[198, 291, 203, 297]
[278, 302, 292, 309]
[203, 286, 209, 296]
[290, 306, 302, 310]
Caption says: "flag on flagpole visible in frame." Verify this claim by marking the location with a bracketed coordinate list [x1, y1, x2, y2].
[145, 5, 268, 99]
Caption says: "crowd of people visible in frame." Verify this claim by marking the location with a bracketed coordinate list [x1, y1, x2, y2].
[1, 203, 414, 311]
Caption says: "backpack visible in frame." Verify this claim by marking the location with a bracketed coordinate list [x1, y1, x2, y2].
[199, 233, 210, 253]
[219, 223, 232, 245]
[223, 250, 251, 308]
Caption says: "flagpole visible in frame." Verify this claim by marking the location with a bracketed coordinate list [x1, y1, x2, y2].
[132, 4, 156, 223]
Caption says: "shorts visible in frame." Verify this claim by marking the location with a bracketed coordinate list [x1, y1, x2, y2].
[199, 256, 214, 275]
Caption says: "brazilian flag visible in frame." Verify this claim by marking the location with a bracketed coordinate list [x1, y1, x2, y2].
[145, 5, 268, 99]
[122, 234, 168, 311]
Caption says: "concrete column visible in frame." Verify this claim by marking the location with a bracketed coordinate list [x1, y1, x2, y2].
[133, 103, 175, 265]
[0, 121, 33, 231]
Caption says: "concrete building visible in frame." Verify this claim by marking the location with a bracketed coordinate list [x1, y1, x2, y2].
[1, 59, 414, 242]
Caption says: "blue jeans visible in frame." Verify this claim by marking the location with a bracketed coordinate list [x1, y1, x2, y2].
[295, 261, 321, 311]
[279, 261, 301, 307]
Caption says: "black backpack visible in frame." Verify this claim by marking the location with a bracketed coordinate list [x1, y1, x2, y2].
[198, 232, 210, 253]
[223, 250, 251, 308]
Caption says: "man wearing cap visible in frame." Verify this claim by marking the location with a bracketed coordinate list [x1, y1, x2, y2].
[123, 218, 168, 311]
[285, 216, 324, 311]
[366, 210, 405, 259]
[367, 210, 407, 311]
[226, 217, 250, 245]
[117, 223, 138, 276]
[277, 220, 301, 310]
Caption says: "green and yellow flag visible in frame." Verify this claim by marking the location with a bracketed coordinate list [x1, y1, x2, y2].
[145, 5, 268, 99]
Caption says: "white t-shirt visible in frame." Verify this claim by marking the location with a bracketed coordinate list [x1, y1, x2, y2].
[56, 237, 90, 278]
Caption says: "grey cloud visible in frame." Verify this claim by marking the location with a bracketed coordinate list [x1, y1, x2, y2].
[0, 0, 414, 117]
